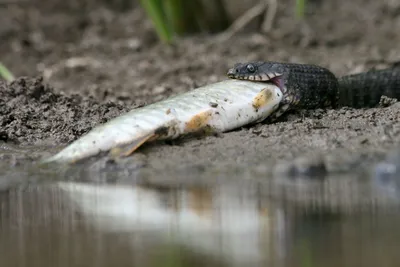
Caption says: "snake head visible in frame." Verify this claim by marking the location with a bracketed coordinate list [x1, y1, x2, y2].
[227, 61, 285, 90]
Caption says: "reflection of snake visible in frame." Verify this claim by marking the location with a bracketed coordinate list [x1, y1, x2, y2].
[227, 61, 400, 119]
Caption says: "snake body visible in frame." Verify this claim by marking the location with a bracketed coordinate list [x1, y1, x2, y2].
[227, 61, 400, 119]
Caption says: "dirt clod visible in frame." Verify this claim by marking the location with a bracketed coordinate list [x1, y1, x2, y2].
[0, 77, 128, 145]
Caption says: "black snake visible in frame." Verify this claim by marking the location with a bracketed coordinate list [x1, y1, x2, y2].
[227, 61, 400, 120]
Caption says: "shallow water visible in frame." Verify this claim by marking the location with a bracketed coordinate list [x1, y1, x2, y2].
[1, 180, 400, 267]
[2, 144, 400, 267]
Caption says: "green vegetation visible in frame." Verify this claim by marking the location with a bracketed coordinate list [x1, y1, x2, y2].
[139, 0, 229, 43]
[296, 0, 307, 18]
[140, 0, 308, 43]
[139, 0, 174, 43]
[0, 63, 14, 82]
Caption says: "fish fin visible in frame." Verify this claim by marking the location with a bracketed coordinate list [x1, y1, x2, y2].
[110, 132, 155, 157]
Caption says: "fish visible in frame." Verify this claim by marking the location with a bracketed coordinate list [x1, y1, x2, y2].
[43, 80, 283, 164]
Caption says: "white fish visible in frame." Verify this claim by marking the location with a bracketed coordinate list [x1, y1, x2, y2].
[43, 80, 283, 164]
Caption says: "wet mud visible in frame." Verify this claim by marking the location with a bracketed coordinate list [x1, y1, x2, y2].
[0, 0, 400, 190]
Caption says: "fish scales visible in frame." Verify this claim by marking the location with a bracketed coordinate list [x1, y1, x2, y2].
[44, 80, 283, 163]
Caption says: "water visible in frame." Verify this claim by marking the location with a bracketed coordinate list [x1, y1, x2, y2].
[0, 178, 400, 267]
[2, 145, 400, 267]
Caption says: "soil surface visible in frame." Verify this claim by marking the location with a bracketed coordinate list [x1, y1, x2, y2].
[1, 0, 400, 181]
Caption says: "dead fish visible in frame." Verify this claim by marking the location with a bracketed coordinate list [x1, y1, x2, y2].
[43, 80, 283, 164]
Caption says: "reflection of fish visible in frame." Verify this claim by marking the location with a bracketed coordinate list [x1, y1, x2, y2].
[43, 80, 282, 164]
[57, 182, 285, 265]
[373, 150, 400, 198]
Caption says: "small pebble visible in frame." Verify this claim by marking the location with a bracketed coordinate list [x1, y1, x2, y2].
[274, 155, 327, 179]
[152, 86, 166, 95]
[374, 150, 400, 184]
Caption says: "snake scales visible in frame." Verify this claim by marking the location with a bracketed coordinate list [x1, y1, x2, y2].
[227, 61, 400, 119]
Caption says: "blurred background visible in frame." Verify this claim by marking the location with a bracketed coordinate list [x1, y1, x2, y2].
[0, 0, 399, 104]
[1, 1, 400, 267]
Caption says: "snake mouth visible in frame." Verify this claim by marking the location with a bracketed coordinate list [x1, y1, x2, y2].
[227, 68, 238, 78]
[227, 67, 295, 114]
[227, 68, 281, 80]
[227, 68, 286, 93]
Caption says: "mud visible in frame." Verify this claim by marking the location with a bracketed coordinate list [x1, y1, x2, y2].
[0, 0, 400, 177]
[0, 77, 127, 145]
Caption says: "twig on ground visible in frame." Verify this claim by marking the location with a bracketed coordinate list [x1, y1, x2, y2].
[215, 0, 279, 43]
[215, 0, 267, 42]
[261, 0, 277, 33]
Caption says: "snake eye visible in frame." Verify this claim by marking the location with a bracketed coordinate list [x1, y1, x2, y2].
[246, 64, 256, 73]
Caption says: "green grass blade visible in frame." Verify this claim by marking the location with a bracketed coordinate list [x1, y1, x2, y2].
[139, 0, 173, 43]
[140, 0, 230, 40]
[0, 63, 14, 82]
[163, 0, 187, 35]
[296, 0, 306, 18]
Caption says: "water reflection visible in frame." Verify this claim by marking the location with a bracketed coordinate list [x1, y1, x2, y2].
[373, 150, 400, 200]
[1, 180, 400, 267]
[58, 182, 292, 266]
[0, 182, 290, 267]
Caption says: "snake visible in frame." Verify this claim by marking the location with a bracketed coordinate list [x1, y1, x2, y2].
[227, 61, 400, 120]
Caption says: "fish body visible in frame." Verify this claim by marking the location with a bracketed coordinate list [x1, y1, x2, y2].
[44, 80, 283, 163]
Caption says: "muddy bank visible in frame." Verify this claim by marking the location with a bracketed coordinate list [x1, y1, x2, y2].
[0, 0, 399, 173]
[0, 77, 128, 145]
[1, 75, 400, 173]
